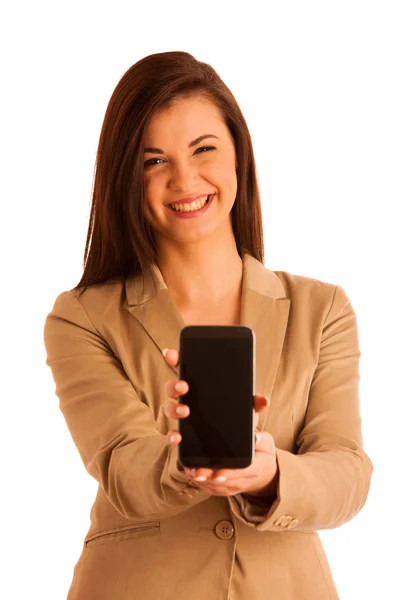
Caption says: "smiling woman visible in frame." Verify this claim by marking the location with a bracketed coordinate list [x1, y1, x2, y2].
[71, 51, 263, 295]
[142, 95, 239, 245]
[43, 50, 373, 600]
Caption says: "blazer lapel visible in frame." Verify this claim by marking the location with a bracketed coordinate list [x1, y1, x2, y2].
[124, 249, 290, 433]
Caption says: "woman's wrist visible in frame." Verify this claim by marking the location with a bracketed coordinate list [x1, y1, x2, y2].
[244, 465, 279, 503]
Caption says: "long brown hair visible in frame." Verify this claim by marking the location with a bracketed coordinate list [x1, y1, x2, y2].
[72, 51, 264, 297]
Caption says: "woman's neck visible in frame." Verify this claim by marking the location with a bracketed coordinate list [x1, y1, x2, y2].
[156, 237, 243, 306]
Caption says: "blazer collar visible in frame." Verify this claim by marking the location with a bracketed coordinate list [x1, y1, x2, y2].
[124, 249, 290, 430]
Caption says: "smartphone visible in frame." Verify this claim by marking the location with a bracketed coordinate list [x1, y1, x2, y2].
[177, 325, 255, 470]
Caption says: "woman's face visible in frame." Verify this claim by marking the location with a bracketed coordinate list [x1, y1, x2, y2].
[142, 96, 238, 246]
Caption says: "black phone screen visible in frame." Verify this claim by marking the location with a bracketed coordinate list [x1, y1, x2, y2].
[177, 325, 255, 469]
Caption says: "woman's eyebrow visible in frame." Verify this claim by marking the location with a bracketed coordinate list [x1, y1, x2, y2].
[144, 134, 220, 154]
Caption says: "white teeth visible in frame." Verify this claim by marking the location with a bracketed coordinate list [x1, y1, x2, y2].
[170, 194, 210, 213]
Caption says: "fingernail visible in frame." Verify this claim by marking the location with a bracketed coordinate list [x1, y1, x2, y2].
[162, 348, 169, 358]
[176, 406, 187, 415]
[194, 476, 206, 481]
[169, 435, 177, 443]
[175, 382, 187, 394]
[216, 476, 227, 482]
[255, 433, 261, 445]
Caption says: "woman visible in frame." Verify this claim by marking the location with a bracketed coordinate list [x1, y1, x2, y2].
[43, 51, 373, 599]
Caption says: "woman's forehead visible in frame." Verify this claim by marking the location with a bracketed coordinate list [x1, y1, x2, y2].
[145, 99, 226, 141]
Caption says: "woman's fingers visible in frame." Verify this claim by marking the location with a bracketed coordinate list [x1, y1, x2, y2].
[163, 375, 190, 421]
[162, 348, 190, 441]
[254, 394, 269, 413]
[167, 430, 182, 445]
[164, 399, 190, 420]
[164, 378, 189, 399]
[162, 348, 180, 372]
[253, 395, 269, 430]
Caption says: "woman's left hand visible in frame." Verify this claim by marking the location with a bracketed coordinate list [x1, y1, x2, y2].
[183, 430, 278, 497]
[162, 346, 278, 498]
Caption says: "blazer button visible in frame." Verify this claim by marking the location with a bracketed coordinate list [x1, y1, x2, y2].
[286, 519, 299, 530]
[273, 515, 292, 528]
[215, 520, 235, 540]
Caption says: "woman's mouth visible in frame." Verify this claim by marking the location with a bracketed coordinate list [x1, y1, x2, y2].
[166, 194, 215, 218]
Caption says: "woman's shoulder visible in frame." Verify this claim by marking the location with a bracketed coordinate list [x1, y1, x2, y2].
[45, 278, 127, 329]
[274, 268, 337, 294]
[272, 268, 351, 315]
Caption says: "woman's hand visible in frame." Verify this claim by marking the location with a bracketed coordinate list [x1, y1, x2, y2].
[162, 347, 278, 498]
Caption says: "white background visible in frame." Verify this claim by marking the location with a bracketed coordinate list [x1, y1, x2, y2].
[1, 1, 399, 598]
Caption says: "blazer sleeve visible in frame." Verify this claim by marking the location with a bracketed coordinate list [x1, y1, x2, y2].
[228, 284, 374, 531]
[43, 290, 210, 522]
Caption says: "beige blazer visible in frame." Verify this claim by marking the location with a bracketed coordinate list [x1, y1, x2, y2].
[43, 249, 373, 600]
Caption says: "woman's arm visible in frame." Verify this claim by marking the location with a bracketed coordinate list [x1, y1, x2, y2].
[229, 285, 374, 531]
[43, 290, 210, 522]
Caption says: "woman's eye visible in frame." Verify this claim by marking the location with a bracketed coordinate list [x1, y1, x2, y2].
[144, 157, 163, 168]
[144, 146, 216, 168]
[195, 145, 216, 154]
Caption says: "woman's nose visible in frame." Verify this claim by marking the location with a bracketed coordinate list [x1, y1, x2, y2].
[169, 162, 200, 191]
